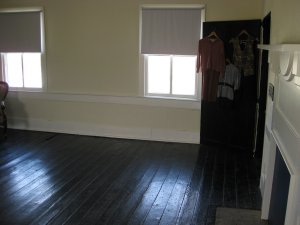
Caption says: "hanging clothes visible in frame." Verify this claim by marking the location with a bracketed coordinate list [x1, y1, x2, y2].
[197, 37, 225, 101]
[230, 36, 255, 77]
[217, 63, 241, 101]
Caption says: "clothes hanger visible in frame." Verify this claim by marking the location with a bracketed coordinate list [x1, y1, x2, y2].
[238, 29, 250, 38]
[226, 58, 232, 65]
[238, 29, 261, 41]
[238, 29, 251, 45]
[240, 29, 260, 42]
[207, 31, 220, 40]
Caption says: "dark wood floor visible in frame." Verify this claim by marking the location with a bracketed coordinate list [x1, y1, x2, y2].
[0, 129, 262, 225]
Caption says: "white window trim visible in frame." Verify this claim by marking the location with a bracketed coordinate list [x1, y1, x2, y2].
[0, 7, 47, 92]
[139, 4, 205, 102]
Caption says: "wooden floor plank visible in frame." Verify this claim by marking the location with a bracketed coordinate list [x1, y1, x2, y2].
[96, 145, 161, 225]
[236, 151, 253, 209]
[74, 143, 146, 225]
[0, 135, 105, 218]
[103, 143, 166, 225]
[153, 144, 198, 225]
[0, 129, 262, 225]
[142, 161, 181, 225]
[26, 139, 129, 225]
[0, 134, 80, 190]
[126, 144, 179, 225]
[0, 131, 55, 163]
[84, 142, 161, 225]
[176, 146, 213, 225]
[0, 137, 116, 224]
[48, 141, 145, 225]
[223, 148, 238, 208]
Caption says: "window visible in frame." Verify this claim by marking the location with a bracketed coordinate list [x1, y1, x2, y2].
[1, 53, 42, 88]
[146, 55, 197, 98]
[140, 6, 204, 100]
[0, 9, 45, 90]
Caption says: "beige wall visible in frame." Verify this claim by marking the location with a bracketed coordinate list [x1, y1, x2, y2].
[0, 0, 263, 142]
[264, 0, 300, 44]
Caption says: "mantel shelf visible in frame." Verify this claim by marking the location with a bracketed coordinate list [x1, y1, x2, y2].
[258, 44, 300, 52]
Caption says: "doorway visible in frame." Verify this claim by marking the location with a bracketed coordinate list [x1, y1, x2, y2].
[253, 12, 271, 158]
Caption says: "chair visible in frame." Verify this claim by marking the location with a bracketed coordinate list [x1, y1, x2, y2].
[0, 81, 9, 138]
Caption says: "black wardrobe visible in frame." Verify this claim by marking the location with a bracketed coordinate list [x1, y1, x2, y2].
[200, 20, 261, 152]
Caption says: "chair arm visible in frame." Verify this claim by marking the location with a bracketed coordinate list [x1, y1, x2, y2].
[1, 101, 5, 110]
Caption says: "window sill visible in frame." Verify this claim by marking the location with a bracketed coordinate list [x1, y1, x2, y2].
[145, 94, 198, 101]
[9, 88, 44, 92]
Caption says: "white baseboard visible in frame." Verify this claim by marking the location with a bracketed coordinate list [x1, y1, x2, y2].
[7, 117, 200, 144]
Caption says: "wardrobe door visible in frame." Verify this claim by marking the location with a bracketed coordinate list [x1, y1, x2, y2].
[200, 20, 261, 151]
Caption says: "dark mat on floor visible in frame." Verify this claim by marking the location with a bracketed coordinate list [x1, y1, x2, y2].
[215, 207, 268, 225]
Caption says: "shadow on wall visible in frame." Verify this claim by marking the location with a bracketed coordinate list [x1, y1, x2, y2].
[6, 92, 29, 129]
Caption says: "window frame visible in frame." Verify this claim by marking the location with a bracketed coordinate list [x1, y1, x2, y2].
[139, 5, 205, 101]
[0, 7, 47, 92]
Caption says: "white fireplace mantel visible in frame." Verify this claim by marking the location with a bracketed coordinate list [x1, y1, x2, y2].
[258, 44, 300, 87]
[258, 44, 300, 225]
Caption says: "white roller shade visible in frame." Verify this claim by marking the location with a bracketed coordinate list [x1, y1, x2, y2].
[141, 8, 202, 55]
[0, 11, 42, 52]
